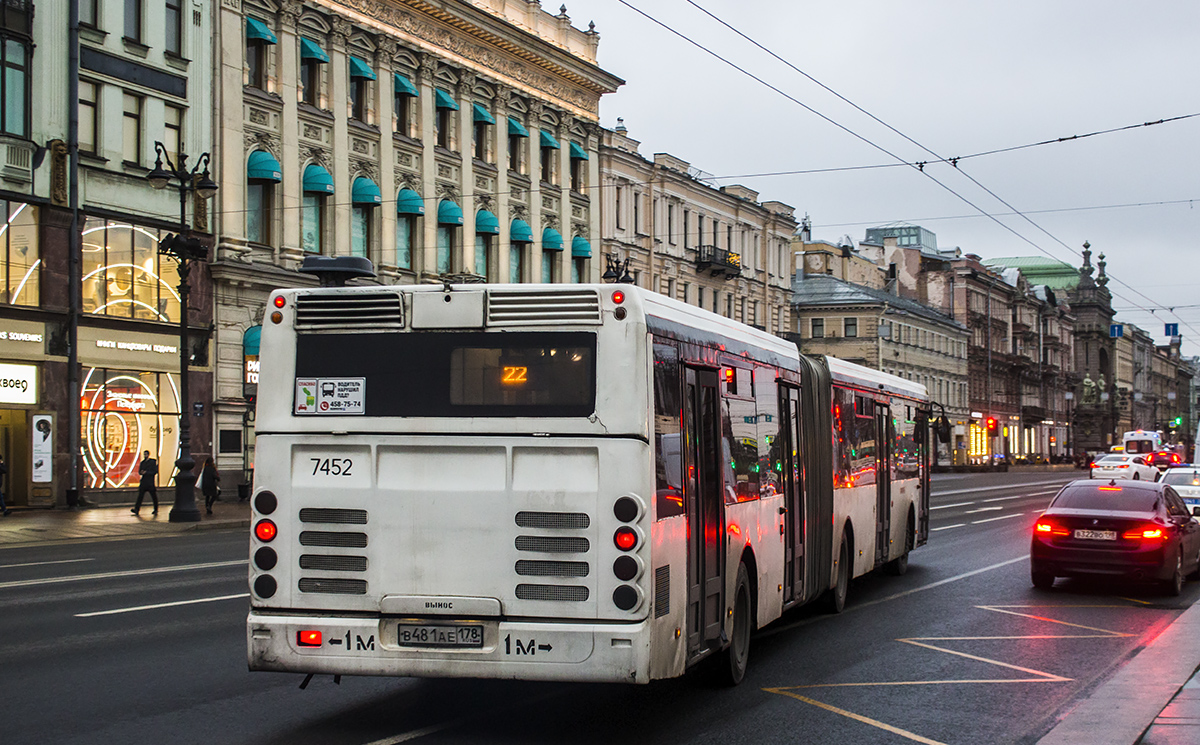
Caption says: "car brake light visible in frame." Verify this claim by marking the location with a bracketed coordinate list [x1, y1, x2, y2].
[1122, 526, 1167, 540]
[1098, 485, 1122, 491]
[297, 630, 322, 647]
[1034, 520, 1070, 537]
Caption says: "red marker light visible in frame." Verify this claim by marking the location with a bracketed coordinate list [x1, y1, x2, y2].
[1098, 485, 1122, 491]
[614, 527, 638, 551]
[297, 630, 322, 647]
[273, 295, 286, 308]
[255, 519, 277, 542]
[611, 290, 625, 305]
[724, 368, 735, 384]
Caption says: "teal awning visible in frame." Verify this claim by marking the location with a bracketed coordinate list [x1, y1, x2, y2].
[352, 176, 381, 205]
[243, 325, 262, 357]
[539, 130, 560, 149]
[302, 163, 334, 194]
[247, 150, 281, 182]
[437, 199, 463, 225]
[245, 17, 277, 44]
[569, 141, 588, 160]
[571, 236, 591, 258]
[396, 188, 424, 215]
[434, 88, 459, 111]
[475, 210, 499, 235]
[349, 56, 376, 80]
[542, 227, 564, 251]
[472, 102, 495, 125]
[510, 218, 533, 243]
[507, 116, 529, 137]
[300, 38, 329, 63]
[394, 72, 417, 97]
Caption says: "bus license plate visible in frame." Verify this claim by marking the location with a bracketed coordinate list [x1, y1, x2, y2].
[1074, 529, 1116, 541]
[397, 624, 483, 648]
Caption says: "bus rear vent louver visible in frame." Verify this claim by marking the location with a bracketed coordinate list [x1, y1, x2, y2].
[487, 290, 601, 326]
[298, 578, 368, 595]
[300, 508, 368, 525]
[295, 292, 404, 329]
[516, 560, 590, 578]
[515, 584, 589, 602]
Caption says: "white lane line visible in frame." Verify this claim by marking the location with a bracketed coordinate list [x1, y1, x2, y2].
[930, 502, 975, 511]
[935, 479, 1072, 497]
[0, 559, 246, 590]
[0, 558, 95, 570]
[76, 593, 250, 618]
[980, 492, 1057, 503]
[964, 506, 1004, 514]
[972, 513, 1026, 525]
[931, 524, 965, 532]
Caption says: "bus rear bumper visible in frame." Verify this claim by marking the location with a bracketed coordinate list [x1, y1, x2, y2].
[247, 611, 652, 684]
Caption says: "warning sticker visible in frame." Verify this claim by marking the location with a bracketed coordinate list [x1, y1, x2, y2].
[295, 378, 365, 415]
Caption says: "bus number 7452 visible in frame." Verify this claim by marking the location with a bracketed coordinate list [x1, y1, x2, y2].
[310, 458, 353, 476]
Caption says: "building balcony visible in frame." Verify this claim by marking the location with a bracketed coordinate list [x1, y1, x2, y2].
[696, 245, 741, 278]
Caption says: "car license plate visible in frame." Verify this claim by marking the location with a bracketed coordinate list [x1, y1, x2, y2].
[397, 624, 483, 648]
[1074, 529, 1117, 541]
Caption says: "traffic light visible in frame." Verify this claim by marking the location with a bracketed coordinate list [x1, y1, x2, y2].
[985, 416, 998, 434]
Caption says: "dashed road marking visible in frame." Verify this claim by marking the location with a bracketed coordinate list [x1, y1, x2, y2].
[931, 524, 965, 532]
[75, 592, 249, 617]
[971, 513, 1025, 524]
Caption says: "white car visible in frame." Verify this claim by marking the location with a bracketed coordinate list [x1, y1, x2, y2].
[1161, 467, 1200, 513]
[1090, 454, 1158, 481]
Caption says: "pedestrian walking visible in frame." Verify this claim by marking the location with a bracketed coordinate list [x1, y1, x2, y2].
[200, 457, 221, 515]
[0, 454, 10, 516]
[133, 450, 158, 515]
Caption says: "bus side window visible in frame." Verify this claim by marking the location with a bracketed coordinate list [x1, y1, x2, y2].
[653, 340, 685, 520]
[754, 368, 780, 499]
[722, 380, 759, 503]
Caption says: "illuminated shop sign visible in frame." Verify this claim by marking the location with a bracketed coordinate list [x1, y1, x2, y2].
[94, 339, 177, 354]
[0, 330, 42, 342]
[0, 362, 37, 404]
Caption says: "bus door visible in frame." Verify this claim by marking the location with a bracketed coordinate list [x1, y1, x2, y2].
[875, 404, 893, 566]
[781, 385, 804, 604]
[684, 366, 724, 654]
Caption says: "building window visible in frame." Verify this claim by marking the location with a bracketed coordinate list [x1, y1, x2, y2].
[540, 144, 555, 183]
[165, 0, 183, 56]
[844, 317, 858, 338]
[395, 89, 413, 138]
[78, 81, 98, 154]
[81, 217, 181, 322]
[541, 251, 555, 283]
[163, 105, 183, 169]
[510, 243, 525, 283]
[633, 194, 640, 232]
[350, 205, 372, 258]
[436, 226, 455, 273]
[0, 200, 38, 306]
[571, 257, 586, 283]
[301, 193, 324, 253]
[473, 113, 490, 163]
[570, 156, 584, 192]
[246, 181, 272, 244]
[81, 368, 180, 490]
[615, 187, 623, 230]
[80, 0, 99, 27]
[124, 0, 141, 42]
[395, 215, 415, 270]
[668, 204, 676, 245]
[683, 209, 689, 247]
[811, 318, 824, 338]
[300, 57, 321, 107]
[348, 58, 374, 124]
[475, 234, 491, 278]
[122, 92, 142, 165]
[247, 40, 267, 90]
[0, 39, 29, 137]
[508, 121, 526, 173]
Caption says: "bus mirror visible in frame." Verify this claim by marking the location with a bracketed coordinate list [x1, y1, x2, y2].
[936, 416, 951, 444]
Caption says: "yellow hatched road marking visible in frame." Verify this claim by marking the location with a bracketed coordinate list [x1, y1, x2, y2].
[765, 688, 947, 745]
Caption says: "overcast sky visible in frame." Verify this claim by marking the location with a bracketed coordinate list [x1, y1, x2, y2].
[567, 0, 1200, 355]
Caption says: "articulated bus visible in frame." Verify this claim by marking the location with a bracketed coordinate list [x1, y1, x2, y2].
[247, 280, 933, 684]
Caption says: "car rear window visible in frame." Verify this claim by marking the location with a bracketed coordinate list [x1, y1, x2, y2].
[1162, 472, 1200, 487]
[1051, 485, 1159, 512]
[1096, 456, 1127, 464]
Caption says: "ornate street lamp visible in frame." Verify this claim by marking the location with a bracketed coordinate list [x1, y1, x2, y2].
[146, 141, 217, 523]
[602, 253, 634, 284]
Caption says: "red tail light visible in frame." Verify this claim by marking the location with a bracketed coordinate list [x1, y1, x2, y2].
[1122, 525, 1167, 541]
[1034, 519, 1070, 537]
[297, 630, 322, 647]
[614, 527, 638, 551]
[255, 519, 277, 542]
[611, 290, 625, 305]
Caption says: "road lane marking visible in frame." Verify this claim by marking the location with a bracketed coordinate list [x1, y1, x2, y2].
[0, 559, 246, 589]
[935, 479, 1072, 497]
[965, 506, 1003, 514]
[764, 689, 946, 745]
[931, 524, 965, 532]
[0, 558, 95, 570]
[75, 592, 250, 617]
[971, 513, 1025, 524]
[930, 502, 975, 510]
[982, 491, 1058, 503]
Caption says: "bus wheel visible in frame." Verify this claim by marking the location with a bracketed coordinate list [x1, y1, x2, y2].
[885, 513, 914, 576]
[722, 564, 753, 686]
[827, 532, 851, 614]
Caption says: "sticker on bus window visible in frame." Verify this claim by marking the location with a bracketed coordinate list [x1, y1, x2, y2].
[295, 377, 365, 415]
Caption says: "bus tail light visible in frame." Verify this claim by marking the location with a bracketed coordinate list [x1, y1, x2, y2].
[255, 519, 277, 542]
[253, 575, 277, 598]
[613, 555, 641, 581]
[297, 630, 322, 647]
[613, 584, 641, 611]
[614, 527, 638, 551]
[273, 295, 286, 308]
[611, 290, 625, 305]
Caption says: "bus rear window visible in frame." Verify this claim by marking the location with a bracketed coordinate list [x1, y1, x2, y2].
[295, 331, 595, 417]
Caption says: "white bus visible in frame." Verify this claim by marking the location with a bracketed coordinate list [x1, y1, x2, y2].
[247, 278, 935, 685]
[1123, 429, 1163, 455]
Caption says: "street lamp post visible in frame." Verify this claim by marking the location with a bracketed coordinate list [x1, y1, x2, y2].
[146, 142, 218, 523]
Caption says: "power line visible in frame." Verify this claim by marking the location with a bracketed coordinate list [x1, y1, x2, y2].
[815, 198, 1200, 229]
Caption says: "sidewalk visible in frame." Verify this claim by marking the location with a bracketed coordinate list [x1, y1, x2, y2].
[1039, 595, 1200, 744]
[0, 498, 251, 547]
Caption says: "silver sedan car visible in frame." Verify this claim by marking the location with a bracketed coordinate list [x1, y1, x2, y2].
[1161, 467, 1200, 514]
[1090, 454, 1159, 481]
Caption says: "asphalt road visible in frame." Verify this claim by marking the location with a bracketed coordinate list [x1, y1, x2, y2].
[1, 470, 1194, 745]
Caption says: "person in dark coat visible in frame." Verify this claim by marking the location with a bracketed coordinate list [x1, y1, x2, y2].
[0, 454, 10, 516]
[133, 450, 158, 515]
[200, 457, 220, 515]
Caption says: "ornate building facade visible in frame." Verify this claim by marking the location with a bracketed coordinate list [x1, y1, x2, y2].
[212, 0, 621, 479]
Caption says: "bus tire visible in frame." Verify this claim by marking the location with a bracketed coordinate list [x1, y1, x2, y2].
[885, 512, 914, 576]
[721, 564, 753, 686]
[827, 531, 851, 614]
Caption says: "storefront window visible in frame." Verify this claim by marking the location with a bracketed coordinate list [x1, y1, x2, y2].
[80, 368, 180, 489]
[81, 218, 181, 322]
[0, 200, 38, 306]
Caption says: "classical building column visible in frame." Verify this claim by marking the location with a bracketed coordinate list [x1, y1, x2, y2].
[528, 101, 544, 283]
[586, 122, 601, 282]
[328, 16, 352, 257]
[417, 53, 438, 277]
[376, 38, 398, 279]
[277, 0, 304, 264]
[458, 71, 477, 274]
[494, 88, 512, 283]
[217, 3, 248, 258]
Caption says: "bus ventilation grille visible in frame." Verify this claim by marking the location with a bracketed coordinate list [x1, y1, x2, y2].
[298, 578, 368, 595]
[515, 536, 590, 554]
[300, 554, 368, 572]
[516, 560, 590, 578]
[654, 566, 670, 618]
[515, 584, 589, 602]
[515, 511, 590, 530]
[487, 290, 601, 326]
[300, 508, 368, 525]
[295, 292, 404, 329]
[299, 531, 369, 548]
